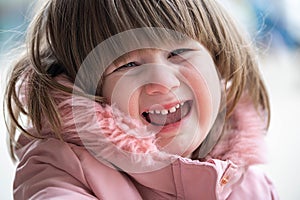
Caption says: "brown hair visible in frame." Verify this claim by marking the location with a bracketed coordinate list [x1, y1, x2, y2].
[4, 0, 270, 161]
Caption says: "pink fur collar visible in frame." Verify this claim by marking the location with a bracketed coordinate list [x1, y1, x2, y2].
[18, 76, 268, 168]
[206, 98, 268, 166]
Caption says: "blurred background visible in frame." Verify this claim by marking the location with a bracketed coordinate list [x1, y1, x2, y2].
[0, 0, 299, 199]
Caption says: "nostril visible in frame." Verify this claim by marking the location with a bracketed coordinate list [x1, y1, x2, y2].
[145, 83, 171, 95]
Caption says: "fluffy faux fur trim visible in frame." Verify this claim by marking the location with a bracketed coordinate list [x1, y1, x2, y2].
[19, 76, 268, 168]
[19, 76, 172, 171]
[205, 97, 268, 167]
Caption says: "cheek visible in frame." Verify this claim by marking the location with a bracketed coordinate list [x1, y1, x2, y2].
[102, 78, 116, 102]
[180, 68, 213, 134]
[102, 77, 141, 118]
[127, 91, 141, 118]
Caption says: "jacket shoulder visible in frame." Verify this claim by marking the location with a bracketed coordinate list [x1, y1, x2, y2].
[14, 138, 97, 199]
[14, 138, 141, 199]
[227, 166, 279, 200]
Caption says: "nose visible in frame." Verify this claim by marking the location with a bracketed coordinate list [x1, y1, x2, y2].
[144, 65, 180, 95]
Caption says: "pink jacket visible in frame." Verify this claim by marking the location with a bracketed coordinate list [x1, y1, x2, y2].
[14, 78, 278, 199]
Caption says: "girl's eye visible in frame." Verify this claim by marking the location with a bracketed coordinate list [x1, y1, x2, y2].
[113, 62, 138, 72]
[168, 48, 192, 58]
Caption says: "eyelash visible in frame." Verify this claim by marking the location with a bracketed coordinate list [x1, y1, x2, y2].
[113, 62, 139, 72]
[168, 48, 192, 58]
[113, 48, 192, 72]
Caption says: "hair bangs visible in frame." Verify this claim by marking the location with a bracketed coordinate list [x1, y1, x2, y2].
[94, 0, 199, 42]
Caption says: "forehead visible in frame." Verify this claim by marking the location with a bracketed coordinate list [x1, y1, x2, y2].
[112, 39, 206, 67]
[90, 28, 198, 62]
[80, 28, 208, 81]
[117, 40, 202, 57]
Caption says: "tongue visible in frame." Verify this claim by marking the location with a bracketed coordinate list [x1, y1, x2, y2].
[149, 109, 181, 125]
[147, 103, 189, 126]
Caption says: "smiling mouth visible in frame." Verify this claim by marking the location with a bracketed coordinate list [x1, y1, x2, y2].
[142, 100, 192, 126]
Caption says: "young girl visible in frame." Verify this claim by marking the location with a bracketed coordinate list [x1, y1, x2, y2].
[5, 0, 278, 199]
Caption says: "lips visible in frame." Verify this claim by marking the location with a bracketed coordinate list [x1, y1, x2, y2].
[142, 100, 192, 126]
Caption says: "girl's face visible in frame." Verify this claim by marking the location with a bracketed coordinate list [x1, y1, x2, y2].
[102, 40, 220, 157]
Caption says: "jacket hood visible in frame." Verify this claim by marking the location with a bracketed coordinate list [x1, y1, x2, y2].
[17, 76, 268, 171]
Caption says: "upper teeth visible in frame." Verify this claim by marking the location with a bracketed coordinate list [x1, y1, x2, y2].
[147, 102, 185, 115]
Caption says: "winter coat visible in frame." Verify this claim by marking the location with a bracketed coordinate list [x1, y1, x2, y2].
[13, 77, 279, 199]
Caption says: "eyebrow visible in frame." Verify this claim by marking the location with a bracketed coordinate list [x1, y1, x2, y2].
[112, 52, 134, 66]
[111, 43, 199, 66]
[112, 48, 154, 65]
